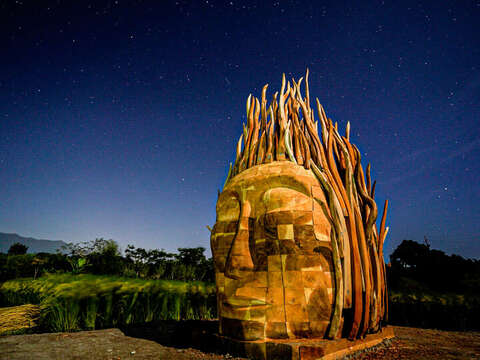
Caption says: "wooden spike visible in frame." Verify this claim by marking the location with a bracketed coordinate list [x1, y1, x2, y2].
[223, 162, 233, 188]
[310, 163, 343, 339]
[292, 114, 303, 165]
[369, 238, 383, 332]
[366, 164, 372, 195]
[296, 84, 323, 167]
[240, 96, 255, 171]
[298, 77, 304, 91]
[261, 84, 268, 132]
[291, 78, 297, 97]
[296, 123, 306, 166]
[285, 123, 297, 164]
[256, 130, 266, 165]
[353, 147, 378, 250]
[332, 131, 342, 168]
[272, 91, 278, 114]
[354, 205, 372, 338]
[235, 133, 243, 165]
[245, 95, 256, 148]
[261, 84, 268, 104]
[277, 74, 287, 160]
[242, 123, 247, 148]
[305, 68, 310, 109]
[378, 200, 389, 253]
[301, 130, 311, 169]
[246, 94, 252, 118]
[371, 180, 377, 199]
[279, 73, 286, 119]
[316, 98, 328, 146]
[265, 107, 274, 163]
[248, 97, 261, 167]
[325, 121, 363, 340]
[383, 227, 389, 243]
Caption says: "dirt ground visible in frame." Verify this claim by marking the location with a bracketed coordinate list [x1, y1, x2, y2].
[349, 326, 480, 360]
[0, 326, 479, 360]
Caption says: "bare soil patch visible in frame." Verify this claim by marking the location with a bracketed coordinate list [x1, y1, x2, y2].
[351, 326, 480, 360]
[0, 328, 244, 360]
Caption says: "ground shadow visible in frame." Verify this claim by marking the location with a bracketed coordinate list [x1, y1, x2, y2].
[121, 320, 220, 353]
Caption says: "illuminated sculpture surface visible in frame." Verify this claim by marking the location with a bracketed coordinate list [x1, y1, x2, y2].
[211, 71, 389, 342]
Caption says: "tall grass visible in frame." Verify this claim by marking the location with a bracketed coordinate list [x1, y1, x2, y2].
[0, 304, 40, 335]
[0, 274, 216, 332]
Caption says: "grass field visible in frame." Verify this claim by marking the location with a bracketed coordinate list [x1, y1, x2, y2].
[0, 274, 216, 332]
[1, 274, 478, 334]
[388, 289, 480, 331]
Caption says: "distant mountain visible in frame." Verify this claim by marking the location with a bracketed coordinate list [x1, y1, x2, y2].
[0, 232, 68, 254]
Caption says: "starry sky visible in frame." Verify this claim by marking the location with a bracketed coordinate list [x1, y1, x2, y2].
[1, 0, 479, 259]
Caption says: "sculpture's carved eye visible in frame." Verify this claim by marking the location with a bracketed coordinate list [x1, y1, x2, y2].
[217, 196, 240, 222]
[212, 196, 240, 272]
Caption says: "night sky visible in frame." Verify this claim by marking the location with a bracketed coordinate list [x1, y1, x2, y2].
[1, 1, 479, 259]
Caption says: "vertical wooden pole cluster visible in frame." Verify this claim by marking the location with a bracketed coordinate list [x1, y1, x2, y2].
[226, 70, 389, 339]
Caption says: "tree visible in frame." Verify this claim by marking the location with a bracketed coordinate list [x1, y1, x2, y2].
[61, 238, 120, 257]
[31, 256, 46, 279]
[125, 245, 149, 277]
[176, 247, 207, 267]
[175, 247, 213, 282]
[125, 245, 174, 278]
[90, 238, 121, 256]
[60, 238, 123, 275]
[389, 239, 480, 293]
[8, 242, 28, 255]
[86, 238, 123, 275]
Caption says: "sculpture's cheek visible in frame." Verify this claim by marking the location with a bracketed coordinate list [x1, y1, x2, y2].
[307, 287, 334, 322]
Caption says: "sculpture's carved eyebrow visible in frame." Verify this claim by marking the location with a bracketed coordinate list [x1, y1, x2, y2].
[225, 173, 313, 198]
[263, 175, 312, 197]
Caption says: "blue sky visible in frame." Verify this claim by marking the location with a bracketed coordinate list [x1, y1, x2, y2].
[1, 1, 478, 259]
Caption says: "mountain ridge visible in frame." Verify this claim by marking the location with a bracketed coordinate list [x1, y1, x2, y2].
[0, 232, 68, 254]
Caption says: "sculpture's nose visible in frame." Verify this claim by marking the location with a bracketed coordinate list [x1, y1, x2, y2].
[225, 201, 255, 279]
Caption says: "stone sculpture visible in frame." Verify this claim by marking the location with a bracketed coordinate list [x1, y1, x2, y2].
[210, 71, 389, 343]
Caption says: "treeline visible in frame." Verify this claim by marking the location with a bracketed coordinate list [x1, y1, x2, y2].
[388, 239, 480, 294]
[1, 237, 479, 332]
[0, 238, 214, 283]
[387, 239, 480, 331]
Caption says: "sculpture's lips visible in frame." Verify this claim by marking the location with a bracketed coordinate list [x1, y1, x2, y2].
[223, 296, 268, 308]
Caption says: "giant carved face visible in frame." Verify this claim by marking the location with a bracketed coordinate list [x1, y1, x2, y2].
[211, 161, 335, 341]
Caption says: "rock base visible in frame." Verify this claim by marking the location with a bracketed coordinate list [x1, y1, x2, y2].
[216, 326, 395, 360]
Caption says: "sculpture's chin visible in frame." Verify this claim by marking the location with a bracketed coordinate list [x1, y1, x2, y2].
[219, 304, 269, 323]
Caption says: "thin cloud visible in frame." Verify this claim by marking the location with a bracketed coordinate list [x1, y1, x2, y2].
[394, 145, 439, 164]
[382, 138, 480, 185]
[445, 138, 480, 161]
